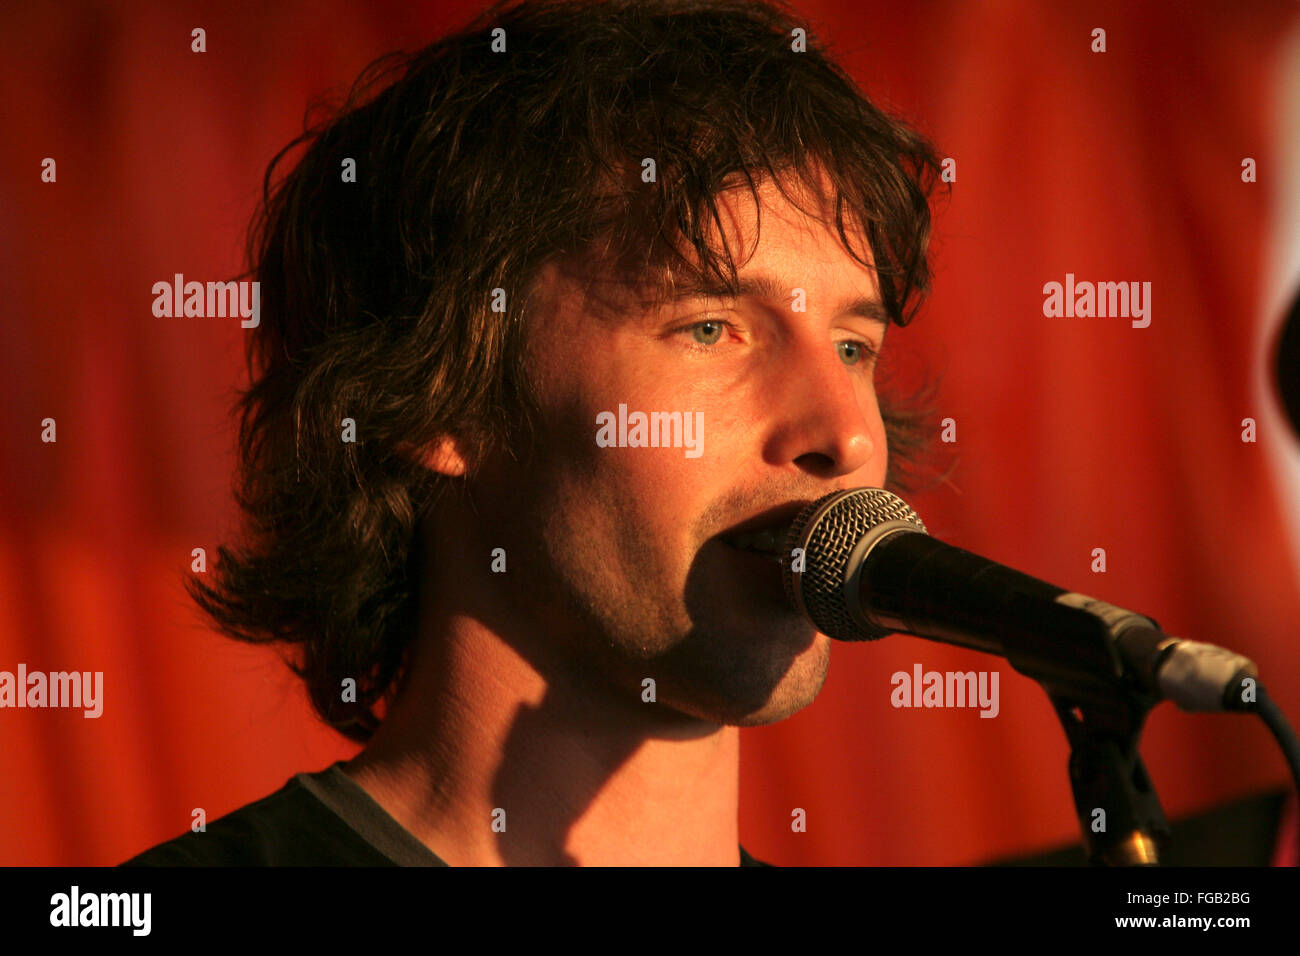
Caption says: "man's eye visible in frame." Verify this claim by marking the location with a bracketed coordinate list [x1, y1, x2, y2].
[838, 340, 880, 366]
[676, 319, 735, 348]
[673, 321, 879, 367]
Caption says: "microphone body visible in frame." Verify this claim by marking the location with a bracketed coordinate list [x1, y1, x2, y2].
[854, 529, 1128, 701]
[783, 488, 1258, 712]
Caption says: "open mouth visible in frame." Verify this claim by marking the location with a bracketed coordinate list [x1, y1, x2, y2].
[720, 528, 787, 566]
[714, 501, 811, 571]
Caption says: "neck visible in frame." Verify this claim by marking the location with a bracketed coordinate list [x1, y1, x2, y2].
[343, 563, 740, 866]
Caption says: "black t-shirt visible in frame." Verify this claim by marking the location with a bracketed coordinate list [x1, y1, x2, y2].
[120, 761, 772, 867]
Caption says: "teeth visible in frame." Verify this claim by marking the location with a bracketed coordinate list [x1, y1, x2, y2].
[728, 530, 780, 552]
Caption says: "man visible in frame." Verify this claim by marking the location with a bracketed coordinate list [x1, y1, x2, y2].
[123, 0, 943, 867]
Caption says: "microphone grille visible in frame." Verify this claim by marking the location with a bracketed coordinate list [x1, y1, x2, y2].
[781, 487, 927, 641]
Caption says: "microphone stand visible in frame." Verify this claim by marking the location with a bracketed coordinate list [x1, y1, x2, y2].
[1048, 688, 1170, 865]
[992, 597, 1172, 864]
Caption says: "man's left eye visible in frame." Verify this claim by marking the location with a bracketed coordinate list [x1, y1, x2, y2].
[837, 340, 880, 366]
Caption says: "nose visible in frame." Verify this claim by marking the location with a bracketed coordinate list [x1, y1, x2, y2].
[761, 335, 882, 480]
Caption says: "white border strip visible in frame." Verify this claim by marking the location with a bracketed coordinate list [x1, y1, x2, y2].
[1259, 11, 1300, 579]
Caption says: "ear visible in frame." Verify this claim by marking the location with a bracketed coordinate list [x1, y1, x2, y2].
[402, 435, 471, 478]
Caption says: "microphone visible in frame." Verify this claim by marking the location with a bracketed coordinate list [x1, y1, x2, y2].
[781, 487, 1258, 712]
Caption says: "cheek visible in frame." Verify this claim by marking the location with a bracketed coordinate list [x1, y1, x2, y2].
[866, 392, 890, 486]
[532, 401, 707, 518]
[527, 334, 730, 527]
[597, 443, 714, 521]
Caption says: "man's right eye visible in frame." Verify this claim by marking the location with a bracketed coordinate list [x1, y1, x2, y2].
[673, 318, 740, 350]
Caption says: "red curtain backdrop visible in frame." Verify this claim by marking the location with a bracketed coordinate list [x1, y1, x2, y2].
[2, 0, 1298, 866]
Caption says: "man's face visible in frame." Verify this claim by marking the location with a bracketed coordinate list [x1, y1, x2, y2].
[470, 175, 890, 726]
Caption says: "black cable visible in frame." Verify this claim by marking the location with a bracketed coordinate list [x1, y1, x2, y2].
[1253, 684, 1300, 864]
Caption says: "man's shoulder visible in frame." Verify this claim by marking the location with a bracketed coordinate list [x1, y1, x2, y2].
[120, 765, 776, 867]
[119, 772, 394, 867]
[739, 844, 773, 867]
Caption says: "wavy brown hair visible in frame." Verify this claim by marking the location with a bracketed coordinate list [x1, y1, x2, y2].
[190, 0, 951, 743]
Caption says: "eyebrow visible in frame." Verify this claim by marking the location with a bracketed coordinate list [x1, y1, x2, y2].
[666, 274, 891, 327]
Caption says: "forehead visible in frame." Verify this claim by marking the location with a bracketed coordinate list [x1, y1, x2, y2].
[667, 170, 878, 294]
[533, 170, 882, 328]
